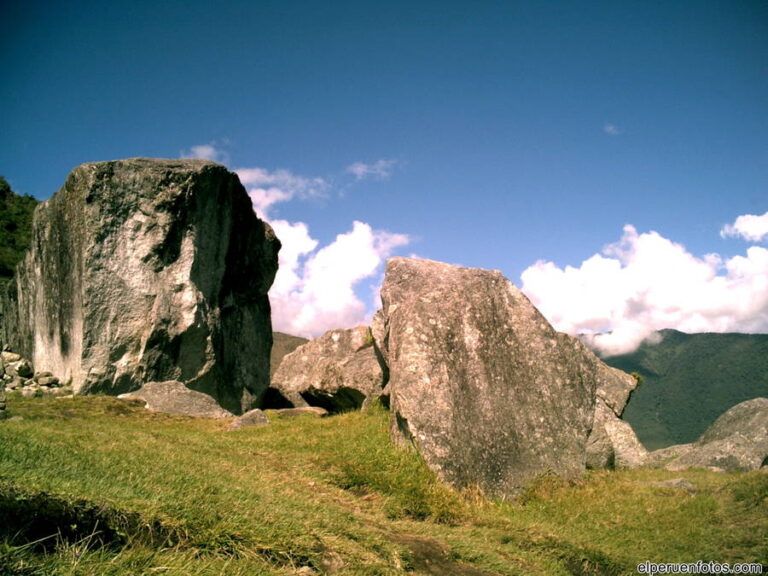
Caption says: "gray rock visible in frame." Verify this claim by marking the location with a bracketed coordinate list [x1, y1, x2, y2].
[376, 257, 601, 496]
[118, 380, 234, 419]
[648, 398, 768, 472]
[646, 478, 696, 494]
[21, 387, 37, 398]
[228, 408, 270, 430]
[1, 351, 21, 363]
[36, 376, 60, 387]
[270, 326, 384, 412]
[594, 361, 639, 417]
[272, 406, 328, 418]
[5, 359, 33, 379]
[644, 443, 695, 468]
[586, 400, 647, 469]
[9, 159, 279, 413]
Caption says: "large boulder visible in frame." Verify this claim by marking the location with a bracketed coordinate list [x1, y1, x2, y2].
[376, 257, 602, 496]
[10, 159, 279, 413]
[270, 326, 385, 412]
[650, 398, 768, 471]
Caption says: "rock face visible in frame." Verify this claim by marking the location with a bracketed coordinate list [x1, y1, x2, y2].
[9, 159, 279, 413]
[649, 398, 768, 471]
[270, 326, 385, 412]
[376, 257, 603, 496]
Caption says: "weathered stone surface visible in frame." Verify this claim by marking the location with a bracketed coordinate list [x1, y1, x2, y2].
[270, 326, 384, 412]
[594, 362, 638, 417]
[228, 408, 270, 431]
[653, 398, 768, 472]
[118, 380, 234, 418]
[585, 359, 646, 469]
[10, 159, 279, 413]
[645, 478, 696, 494]
[586, 400, 647, 469]
[377, 257, 600, 496]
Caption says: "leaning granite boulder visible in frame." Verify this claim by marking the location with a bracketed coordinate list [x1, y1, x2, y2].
[376, 257, 603, 496]
[270, 326, 385, 412]
[650, 398, 768, 471]
[586, 400, 648, 468]
[9, 159, 279, 413]
[119, 381, 234, 418]
[586, 363, 647, 468]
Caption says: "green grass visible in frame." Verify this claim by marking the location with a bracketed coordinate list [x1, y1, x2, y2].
[1, 395, 766, 575]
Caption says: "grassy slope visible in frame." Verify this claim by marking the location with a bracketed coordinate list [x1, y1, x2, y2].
[604, 330, 768, 450]
[1, 396, 766, 575]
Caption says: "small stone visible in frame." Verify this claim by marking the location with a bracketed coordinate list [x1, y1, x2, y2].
[228, 409, 270, 431]
[273, 406, 328, 418]
[1, 352, 21, 363]
[646, 478, 696, 494]
[34, 371, 53, 379]
[36, 376, 60, 387]
[10, 360, 33, 379]
[21, 387, 37, 398]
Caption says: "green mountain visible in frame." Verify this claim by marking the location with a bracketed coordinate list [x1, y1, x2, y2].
[604, 329, 768, 450]
[0, 176, 39, 280]
[270, 331, 308, 377]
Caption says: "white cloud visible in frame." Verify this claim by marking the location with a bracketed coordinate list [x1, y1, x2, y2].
[268, 220, 410, 338]
[346, 159, 398, 181]
[520, 225, 768, 357]
[603, 123, 621, 136]
[720, 211, 768, 243]
[236, 167, 329, 220]
[180, 142, 230, 164]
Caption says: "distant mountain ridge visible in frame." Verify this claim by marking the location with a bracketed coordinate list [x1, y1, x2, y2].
[603, 329, 768, 450]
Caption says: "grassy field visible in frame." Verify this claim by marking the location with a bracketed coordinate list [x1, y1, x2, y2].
[0, 395, 766, 576]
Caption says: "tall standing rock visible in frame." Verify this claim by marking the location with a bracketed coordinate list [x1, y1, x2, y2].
[377, 257, 600, 496]
[11, 159, 279, 413]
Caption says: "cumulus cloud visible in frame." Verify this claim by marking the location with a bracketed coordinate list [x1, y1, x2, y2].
[520, 225, 768, 357]
[346, 159, 398, 181]
[720, 211, 768, 243]
[237, 167, 329, 220]
[180, 142, 230, 164]
[268, 220, 410, 338]
[178, 148, 410, 337]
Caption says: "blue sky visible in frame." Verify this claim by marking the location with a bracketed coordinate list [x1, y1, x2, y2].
[2, 1, 767, 350]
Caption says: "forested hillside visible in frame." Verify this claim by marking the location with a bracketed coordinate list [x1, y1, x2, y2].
[0, 176, 38, 280]
[604, 329, 768, 450]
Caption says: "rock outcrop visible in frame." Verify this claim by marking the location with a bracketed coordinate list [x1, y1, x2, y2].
[269, 326, 385, 412]
[586, 363, 647, 468]
[647, 398, 768, 471]
[9, 159, 279, 413]
[375, 257, 605, 496]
